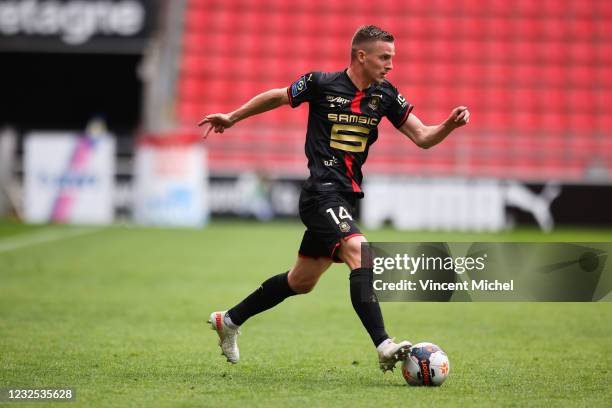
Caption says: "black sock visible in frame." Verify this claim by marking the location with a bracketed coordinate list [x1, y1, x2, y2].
[349, 268, 389, 347]
[227, 271, 297, 326]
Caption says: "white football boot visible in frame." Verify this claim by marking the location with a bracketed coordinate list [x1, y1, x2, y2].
[377, 338, 412, 372]
[208, 311, 240, 364]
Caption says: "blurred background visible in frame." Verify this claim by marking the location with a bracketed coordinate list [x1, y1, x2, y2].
[0, 0, 611, 231]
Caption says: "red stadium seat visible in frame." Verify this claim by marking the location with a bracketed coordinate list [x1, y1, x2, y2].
[494, 39, 518, 64]
[484, 87, 513, 111]
[540, 65, 567, 87]
[540, 0, 567, 17]
[514, 40, 540, 64]
[567, 65, 594, 88]
[569, 89, 596, 113]
[600, 0, 612, 17]
[177, 78, 204, 102]
[431, 16, 462, 39]
[598, 138, 612, 160]
[597, 44, 612, 64]
[487, 0, 514, 17]
[513, 17, 543, 40]
[569, 1, 598, 18]
[598, 114, 612, 133]
[481, 111, 512, 131]
[597, 16, 612, 39]
[513, 88, 540, 113]
[515, 0, 541, 17]
[568, 113, 597, 133]
[540, 112, 568, 135]
[184, 8, 209, 31]
[457, 63, 487, 86]
[540, 41, 568, 65]
[596, 67, 611, 90]
[484, 17, 512, 39]
[569, 42, 596, 65]
[569, 137, 597, 157]
[485, 63, 513, 86]
[513, 111, 541, 133]
[569, 18, 597, 41]
[512, 64, 538, 87]
[453, 86, 484, 111]
[541, 18, 569, 42]
[539, 89, 566, 113]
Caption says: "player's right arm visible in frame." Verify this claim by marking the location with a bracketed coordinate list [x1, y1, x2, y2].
[198, 87, 289, 138]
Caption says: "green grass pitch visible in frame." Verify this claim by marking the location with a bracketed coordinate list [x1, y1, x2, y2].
[1, 221, 610, 407]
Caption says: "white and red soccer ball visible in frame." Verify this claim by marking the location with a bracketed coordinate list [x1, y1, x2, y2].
[402, 342, 450, 386]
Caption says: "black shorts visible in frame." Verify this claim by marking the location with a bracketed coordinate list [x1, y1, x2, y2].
[298, 189, 364, 262]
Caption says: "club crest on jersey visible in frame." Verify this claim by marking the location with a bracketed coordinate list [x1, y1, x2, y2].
[339, 222, 351, 233]
[368, 94, 382, 111]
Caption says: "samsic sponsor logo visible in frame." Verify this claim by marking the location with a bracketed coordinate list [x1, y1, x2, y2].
[328, 113, 379, 126]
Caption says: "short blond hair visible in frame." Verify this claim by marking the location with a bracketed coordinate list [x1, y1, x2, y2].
[351, 25, 394, 60]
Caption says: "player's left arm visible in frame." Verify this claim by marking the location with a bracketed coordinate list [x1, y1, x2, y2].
[197, 88, 290, 138]
[399, 106, 470, 149]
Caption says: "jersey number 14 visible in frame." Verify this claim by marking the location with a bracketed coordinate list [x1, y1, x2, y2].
[326, 206, 353, 225]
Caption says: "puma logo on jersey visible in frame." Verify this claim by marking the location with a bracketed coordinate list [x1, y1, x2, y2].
[326, 95, 351, 105]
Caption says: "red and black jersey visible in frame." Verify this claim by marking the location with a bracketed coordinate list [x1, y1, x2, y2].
[287, 70, 413, 197]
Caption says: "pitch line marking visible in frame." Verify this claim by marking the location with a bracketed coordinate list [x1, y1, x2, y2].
[0, 227, 102, 253]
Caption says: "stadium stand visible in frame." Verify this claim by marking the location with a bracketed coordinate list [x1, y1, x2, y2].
[176, 0, 611, 181]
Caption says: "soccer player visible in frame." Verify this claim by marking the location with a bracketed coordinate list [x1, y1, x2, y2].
[199, 25, 470, 372]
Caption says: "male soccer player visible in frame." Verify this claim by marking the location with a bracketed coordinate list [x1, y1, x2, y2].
[199, 25, 469, 372]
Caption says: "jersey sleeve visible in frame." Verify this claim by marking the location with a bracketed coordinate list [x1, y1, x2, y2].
[287, 72, 319, 108]
[385, 86, 414, 128]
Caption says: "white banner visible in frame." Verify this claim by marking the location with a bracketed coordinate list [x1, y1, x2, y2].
[133, 135, 208, 227]
[24, 132, 115, 224]
[362, 177, 506, 232]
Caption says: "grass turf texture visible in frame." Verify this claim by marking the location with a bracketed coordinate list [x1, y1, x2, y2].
[0, 221, 610, 407]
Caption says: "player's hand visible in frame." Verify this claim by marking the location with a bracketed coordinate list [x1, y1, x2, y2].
[447, 106, 470, 128]
[198, 113, 234, 139]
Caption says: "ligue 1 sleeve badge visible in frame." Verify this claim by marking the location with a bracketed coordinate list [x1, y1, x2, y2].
[291, 76, 308, 97]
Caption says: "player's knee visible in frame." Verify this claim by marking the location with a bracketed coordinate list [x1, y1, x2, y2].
[288, 259, 328, 294]
[291, 280, 316, 294]
[288, 272, 317, 294]
[339, 237, 366, 268]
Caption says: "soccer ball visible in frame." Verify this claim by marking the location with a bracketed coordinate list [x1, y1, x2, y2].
[401, 342, 450, 386]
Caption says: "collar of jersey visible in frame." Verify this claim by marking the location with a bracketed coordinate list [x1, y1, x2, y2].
[343, 68, 380, 93]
